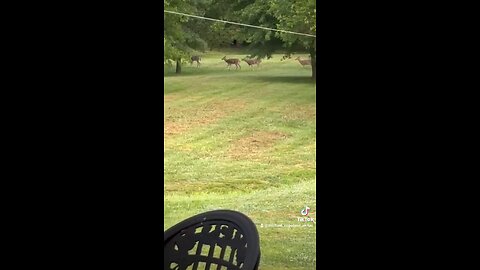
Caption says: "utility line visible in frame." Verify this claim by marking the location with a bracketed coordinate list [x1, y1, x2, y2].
[164, 10, 316, 38]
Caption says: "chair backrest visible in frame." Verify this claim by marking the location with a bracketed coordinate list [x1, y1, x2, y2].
[164, 210, 260, 270]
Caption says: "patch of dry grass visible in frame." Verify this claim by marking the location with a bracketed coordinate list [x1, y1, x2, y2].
[269, 105, 316, 121]
[164, 51, 316, 269]
[164, 99, 246, 136]
[227, 131, 289, 160]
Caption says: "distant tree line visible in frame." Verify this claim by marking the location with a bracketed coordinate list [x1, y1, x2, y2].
[164, 0, 316, 79]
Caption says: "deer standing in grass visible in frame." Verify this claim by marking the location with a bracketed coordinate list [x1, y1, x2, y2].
[190, 56, 201, 67]
[242, 57, 262, 68]
[221, 56, 241, 70]
[295, 57, 311, 68]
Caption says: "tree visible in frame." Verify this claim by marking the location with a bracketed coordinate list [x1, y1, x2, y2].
[269, 0, 316, 79]
[164, 0, 316, 78]
[164, 0, 209, 73]
[209, 0, 317, 79]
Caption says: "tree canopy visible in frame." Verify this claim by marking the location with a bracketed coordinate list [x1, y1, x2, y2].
[164, 0, 316, 77]
[164, 0, 209, 72]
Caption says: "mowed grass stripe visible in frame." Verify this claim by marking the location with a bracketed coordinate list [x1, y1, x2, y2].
[164, 50, 316, 269]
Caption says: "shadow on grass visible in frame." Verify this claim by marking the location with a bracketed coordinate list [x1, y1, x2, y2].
[164, 68, 221, 77]
[165, 69, 316, 85]
[164, 64, 316, 85]
[247, 75, 316, 84]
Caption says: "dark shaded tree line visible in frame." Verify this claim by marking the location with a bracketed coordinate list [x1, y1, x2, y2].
[164, 0, 316, 79]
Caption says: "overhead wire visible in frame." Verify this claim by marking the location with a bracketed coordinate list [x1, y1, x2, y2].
[164, 10, 316, 38]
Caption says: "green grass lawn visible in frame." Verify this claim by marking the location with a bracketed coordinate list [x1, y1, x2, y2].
[164, 50, 316, 269]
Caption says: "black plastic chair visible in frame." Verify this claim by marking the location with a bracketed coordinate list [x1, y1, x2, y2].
[164, 210, 260, 270]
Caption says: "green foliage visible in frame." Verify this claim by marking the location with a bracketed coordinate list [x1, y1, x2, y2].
[269, 0, 316, 47]
[164, 0, 316, 76]
[164, 0, 210, 64]
[204, 0, 316, 61]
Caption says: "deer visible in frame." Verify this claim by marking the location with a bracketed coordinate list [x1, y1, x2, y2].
[242, 57, 262, 68]
[190, 55, 201, 67]
[221, 56, 241, 70]
[295, 57, 311, 68]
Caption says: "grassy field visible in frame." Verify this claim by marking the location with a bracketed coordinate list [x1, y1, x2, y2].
[164, 50, 316, 270]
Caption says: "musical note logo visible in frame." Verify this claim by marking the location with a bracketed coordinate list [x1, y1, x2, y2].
[301, 206, 310, 216]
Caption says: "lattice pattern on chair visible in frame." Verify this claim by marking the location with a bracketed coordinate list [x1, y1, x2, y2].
[165, 221, 249, 270]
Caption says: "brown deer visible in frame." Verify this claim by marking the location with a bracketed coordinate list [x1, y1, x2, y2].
[295, 57, 311, 67]
[190, 56, 201, 67]
[221, 56, 241, 70]
[242, 57, 262, 68]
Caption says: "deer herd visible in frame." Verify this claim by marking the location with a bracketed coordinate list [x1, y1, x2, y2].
[189, 55, 311, 70]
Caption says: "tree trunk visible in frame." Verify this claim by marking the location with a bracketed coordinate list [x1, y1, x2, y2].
[310, 39, 316, 80]
[176, 59, 181, 74]
[310, 51, 316, 80]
